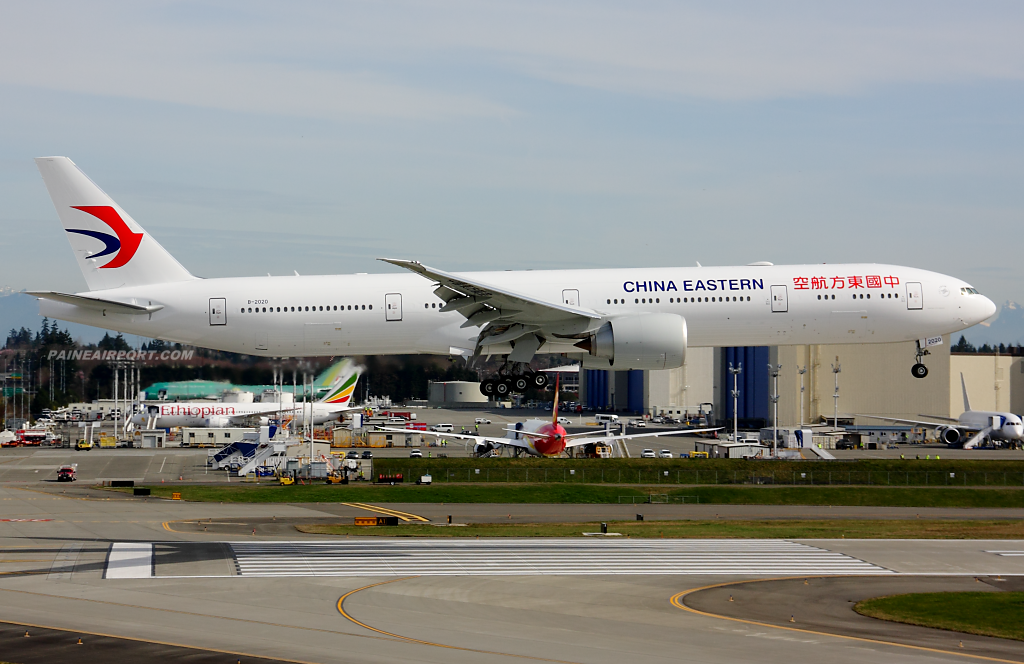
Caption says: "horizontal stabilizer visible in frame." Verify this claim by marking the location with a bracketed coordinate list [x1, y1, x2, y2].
[26, 291, 164, 316]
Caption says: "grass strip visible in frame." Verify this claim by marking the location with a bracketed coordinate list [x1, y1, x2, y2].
[116, 483, 1024, 507]
[855, 592, 1024, 641]
[295, 519, 1024, 539]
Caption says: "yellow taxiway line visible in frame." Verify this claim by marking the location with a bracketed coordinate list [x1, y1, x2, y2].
[669, 576, 1024, 664]
[337, 578, 581, 663]
[341, 502, 429, 522]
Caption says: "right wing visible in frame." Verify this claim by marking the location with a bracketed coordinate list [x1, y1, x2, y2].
[379, 259, 603, 357]
[563, 427, 720, 448]
[855, 414, 959, 429]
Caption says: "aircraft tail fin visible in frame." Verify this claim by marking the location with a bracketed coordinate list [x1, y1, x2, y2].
[313, 358, 357, 391]
[35, 157, 195, 292]
[317, 360, 363, 406]
[961, 372, 972, 412]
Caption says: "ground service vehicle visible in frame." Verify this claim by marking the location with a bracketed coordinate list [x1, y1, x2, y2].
[57, 464, 77, 482]
[640, 448, 655, 458]
[75, 439, 93, 450]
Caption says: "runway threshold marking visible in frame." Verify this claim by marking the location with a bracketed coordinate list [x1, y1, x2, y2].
[337, 578, 583, 663]
[669, 577, 1024, 664]
[341, 502, 430, 522]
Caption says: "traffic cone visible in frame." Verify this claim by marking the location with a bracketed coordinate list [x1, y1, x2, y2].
[790, 615, 795, 623]
[24, 630, 29, 637]
[77, 638, 83, 645]
[959, 641, 964, 648]
[728, 595, 734, 602]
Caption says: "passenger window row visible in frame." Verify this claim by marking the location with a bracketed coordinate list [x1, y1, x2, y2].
[815, 293, 899, 301]
[605, 296, 752, 304]
[240, 304, 372, 314]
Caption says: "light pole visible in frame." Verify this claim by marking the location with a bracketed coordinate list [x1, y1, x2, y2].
[797, 365, 807, 425]
[769, 364, 781, 457]
[728, 362, 742, 442]
[831, 356, 841, 430]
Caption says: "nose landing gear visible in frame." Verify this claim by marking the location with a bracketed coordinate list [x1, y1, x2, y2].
[911, 341, 930, 379]
[479, 362, 548, 397]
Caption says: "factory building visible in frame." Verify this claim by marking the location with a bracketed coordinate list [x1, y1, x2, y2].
[579, 336, 1024, 424]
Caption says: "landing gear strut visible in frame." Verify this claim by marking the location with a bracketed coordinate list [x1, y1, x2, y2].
[911, 341, 930, 379]
[479, 362, 548, 397]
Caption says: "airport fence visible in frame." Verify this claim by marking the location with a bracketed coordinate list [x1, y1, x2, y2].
[382, 466, 1024, 487]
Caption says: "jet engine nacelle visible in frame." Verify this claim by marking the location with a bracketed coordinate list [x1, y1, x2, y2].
[204, 415, 231, 428]
[938, 426, 961, 446]
[576, 314, 686, 370]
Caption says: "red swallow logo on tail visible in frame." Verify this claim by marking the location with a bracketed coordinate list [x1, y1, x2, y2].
[65, 206, 143, 268]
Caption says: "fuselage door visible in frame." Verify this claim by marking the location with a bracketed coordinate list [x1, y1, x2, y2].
[906, 282, 923, 310]
[209, 298, 226, 325]
[385, 293, 403, 321]
[562, 289, 580, 307]
[770, 285, 788, 313]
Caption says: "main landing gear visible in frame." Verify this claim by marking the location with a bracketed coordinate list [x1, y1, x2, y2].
[479, 363, 548, 397]
[911, 341, 930, 379]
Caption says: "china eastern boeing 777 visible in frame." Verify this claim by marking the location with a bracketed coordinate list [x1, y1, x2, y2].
[29, 157, 996, 395]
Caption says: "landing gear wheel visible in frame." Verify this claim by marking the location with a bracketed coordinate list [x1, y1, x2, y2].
[495, 379, 512, 397]
[480, 379, 496, 397]
[512, 376, 530, 393]
[532, 372, 549, 389]
[911, 363, 929, 379]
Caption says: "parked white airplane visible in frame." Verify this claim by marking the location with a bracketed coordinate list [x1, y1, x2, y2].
[384, 377, 718, 457]
[29, 157, 996, 393]
[860, 374, 1024, 449]
[132, 362, 362, 428]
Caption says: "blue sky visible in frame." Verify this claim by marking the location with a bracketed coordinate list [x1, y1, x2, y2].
[1, 1, 1023, 313]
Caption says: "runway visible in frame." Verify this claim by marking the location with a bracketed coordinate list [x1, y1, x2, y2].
[2, 486, 1023, 663]
[155, 539, 894, 577]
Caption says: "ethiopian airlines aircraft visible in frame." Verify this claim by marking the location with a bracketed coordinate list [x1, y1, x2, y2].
[29, 157, 996, 395]
[131, 362, 362, 429]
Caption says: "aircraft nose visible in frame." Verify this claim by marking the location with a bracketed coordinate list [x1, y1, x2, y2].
[979, 295, 997, 321]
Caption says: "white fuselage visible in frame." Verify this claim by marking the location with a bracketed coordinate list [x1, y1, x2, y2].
[40, 264, 995, 360]
[134, 401, 348, 428]
[957, 411, 1024, 443]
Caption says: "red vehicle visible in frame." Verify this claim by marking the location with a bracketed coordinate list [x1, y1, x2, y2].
[57, 464, 77, 482]
[15, 429, 48, 446]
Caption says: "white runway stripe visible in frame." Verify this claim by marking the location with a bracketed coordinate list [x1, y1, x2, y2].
[228, 539, 892, 577]
[105, 543, 153, 579]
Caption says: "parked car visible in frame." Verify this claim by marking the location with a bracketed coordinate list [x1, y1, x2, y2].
[361, 450, 373, 459]
[629, 419, 646, 428]
[409, 449, 423, 458]
[474, 418, 491, 425]
[836, 441, 856, 450]
[640, 448, 656, 458]
[659, 449, 672, 459]
[345, 451, 359, 459]
[556, 417, 572, 425]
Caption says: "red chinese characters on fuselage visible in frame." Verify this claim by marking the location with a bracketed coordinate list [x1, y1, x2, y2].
[792, 275, 900, 291]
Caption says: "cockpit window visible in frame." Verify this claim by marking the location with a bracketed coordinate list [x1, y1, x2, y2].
[960, 287, 981, 295]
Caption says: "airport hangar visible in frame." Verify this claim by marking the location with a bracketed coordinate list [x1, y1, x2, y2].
[578, 338, 1024, 425]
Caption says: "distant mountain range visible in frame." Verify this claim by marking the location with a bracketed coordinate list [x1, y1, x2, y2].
[957, 300, 1024, 347]
[0, 292, 109, 345]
